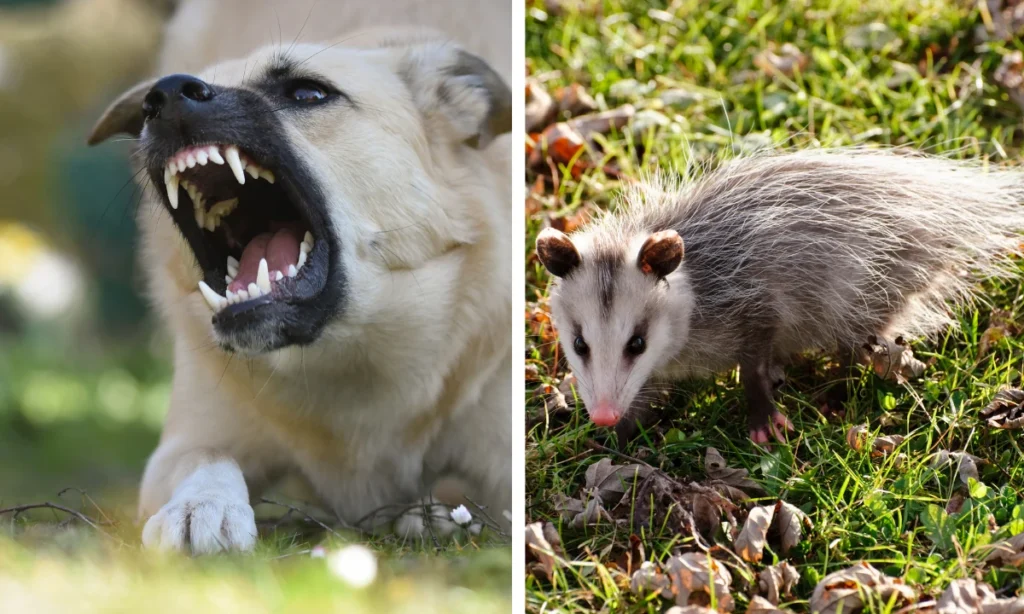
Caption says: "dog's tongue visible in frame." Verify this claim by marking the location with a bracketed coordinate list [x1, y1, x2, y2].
[229, 227, 302, 292]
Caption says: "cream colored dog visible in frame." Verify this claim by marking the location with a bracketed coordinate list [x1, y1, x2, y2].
[88, 1, 511, 554]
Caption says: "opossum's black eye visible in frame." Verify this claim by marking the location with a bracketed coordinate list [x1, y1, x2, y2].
[573, 336, 589, 357]
[626, 335, 646, 356]
[285, 80, 329, 103]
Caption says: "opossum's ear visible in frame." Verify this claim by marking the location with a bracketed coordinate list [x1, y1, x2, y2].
[637, 230, 683, 279]
[398, 45, 511, 149]
[87, 79, 156, 145]
[536, 228, 581, 278]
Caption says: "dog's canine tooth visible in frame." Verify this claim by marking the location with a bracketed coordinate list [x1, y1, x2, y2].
[257, 258, 272, 294]
[260, 169, 275, 184]
[224, 145, 246, 184]
[165, 172, 180, 209]
[297, 250, 307, 270]
[186, 153, 197, 168]
[198, 281, 226, 312]
[227, 255, 240, 275]
[245, 164, 259, 180]
[287, 264, 298, 278]
[247, 282, 261, 298]
[196, 150, 209, 165]
[208, 146, 225, 165]
[225, 275, 233, 285]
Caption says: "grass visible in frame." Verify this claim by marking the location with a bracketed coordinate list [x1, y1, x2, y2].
[0, 331, 512, 612]
[525, 0, 1024, 611]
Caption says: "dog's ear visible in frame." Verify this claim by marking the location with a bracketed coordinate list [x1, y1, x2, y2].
[87, 79, 155, 146]
[398, 45, 511, 149]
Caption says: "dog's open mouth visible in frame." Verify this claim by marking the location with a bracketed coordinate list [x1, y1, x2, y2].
[159, 143, 325, 315]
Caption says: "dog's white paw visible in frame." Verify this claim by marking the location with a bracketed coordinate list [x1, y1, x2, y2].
[141, 459, 256, 554]
[142, 496, 257, 554]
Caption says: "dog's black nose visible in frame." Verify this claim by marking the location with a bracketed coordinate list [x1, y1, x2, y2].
[142, 74, 216, 120]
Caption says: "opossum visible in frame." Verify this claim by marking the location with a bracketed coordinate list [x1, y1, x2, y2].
[535, 149, 1024, 444]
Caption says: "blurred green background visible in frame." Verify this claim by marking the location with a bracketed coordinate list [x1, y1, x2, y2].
[0, 0, 176, 506]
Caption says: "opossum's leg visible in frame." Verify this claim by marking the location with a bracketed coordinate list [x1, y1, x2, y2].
[740, 350, 794, 445]
[823, 345, 859, 413]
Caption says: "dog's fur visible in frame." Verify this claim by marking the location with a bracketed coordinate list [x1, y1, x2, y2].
[90, 1, 511, 553]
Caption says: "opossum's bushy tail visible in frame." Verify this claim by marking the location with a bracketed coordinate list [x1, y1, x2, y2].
[608, 148, 1024, 344]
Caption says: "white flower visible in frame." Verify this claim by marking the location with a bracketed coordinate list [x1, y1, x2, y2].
[326, 545, 377, 588]
[309, 545, 327, 559]
[450, 504, 473, 526]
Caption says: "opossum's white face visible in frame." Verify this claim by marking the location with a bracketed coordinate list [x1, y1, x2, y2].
[537, 228, 689, 427]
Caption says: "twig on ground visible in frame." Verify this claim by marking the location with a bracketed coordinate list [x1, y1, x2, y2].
[257, 497, 358, 537]
[463, 496, 510, 538]
[0, 502, 122, 544]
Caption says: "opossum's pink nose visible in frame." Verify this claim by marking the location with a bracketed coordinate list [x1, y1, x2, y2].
[589, 401, 620, 427]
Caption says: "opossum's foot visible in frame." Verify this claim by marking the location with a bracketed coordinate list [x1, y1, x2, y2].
[749, 410, 794, 446]
[393, 497, 481, 540]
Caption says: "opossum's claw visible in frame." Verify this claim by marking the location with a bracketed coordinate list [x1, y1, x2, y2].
[750, 410, 794, 448]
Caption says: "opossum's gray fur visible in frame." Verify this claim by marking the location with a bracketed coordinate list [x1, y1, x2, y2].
[591, 148, 1024, 369]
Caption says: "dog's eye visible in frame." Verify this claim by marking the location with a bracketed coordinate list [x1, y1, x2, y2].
[285, 80, 329, 103]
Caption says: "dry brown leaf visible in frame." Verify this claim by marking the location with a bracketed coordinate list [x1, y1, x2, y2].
[584, 457, 655, 503]
[809, 563, 916, 614]
[557, 372, 577, 398]
[872, 434, 905, 457]
[664, 552, 735, 611]
[555, 83, 598, 117]
[525, 522, 561, 581]
[667, 607, 718, 614]
[981, 388, 1024, 430]
[861, 335, 926, 383]
[526, 78, 556, 133]
[735, 505, 775, 563]
[931, 450, 984, 486]
[705, 447, 763, 494]
[983, 532, 1024, 568]
[757, 562, 799, 605]
[937, 578, 1024, 613]
[753, 43, 809, 77]
[774, 502, 810, 554]
[846, 425, 869, 451]
[566, 105, 636, 139]
[747, 595, 792, 613]
[630, 560, 673, 598]
[533, 122, 587, 174]
[995, 50, 1024, 115]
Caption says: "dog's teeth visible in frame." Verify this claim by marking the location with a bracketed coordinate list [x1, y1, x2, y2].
[260, 170, 275, 184]
[194, 208, 206, 228]
[224, 146, 245, 184]
[304, 231, 314, 246]
[274, 271, 283, 282]
[237, 289, 249, 301]
[225, 275, 233, 284]
[198, 281, 226, 312]
[300, 240, 312, 255]
[297, 250, 307, 270]
[210, 198, 238, 218]
[176, 158, 187, 174]
[165, 173, 179, 209]
[247, 282, 261, 298]
[205, 215, 219, 232]
[227, 256, 239, 277]
[287, 264, 298, 277]
[208, 146, 225, 165]
[166, 161, 178, 177]
[246, 164, 259, 180]
[186, 153, 197, 168]
[196, 150, 209, 165]
[257, 258, 271, 294]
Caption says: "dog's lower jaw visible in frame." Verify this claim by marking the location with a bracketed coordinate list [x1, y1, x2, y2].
[141, 458, 257, 554]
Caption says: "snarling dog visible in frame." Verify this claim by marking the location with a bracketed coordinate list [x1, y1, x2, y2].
[87, 30, 512, 553]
